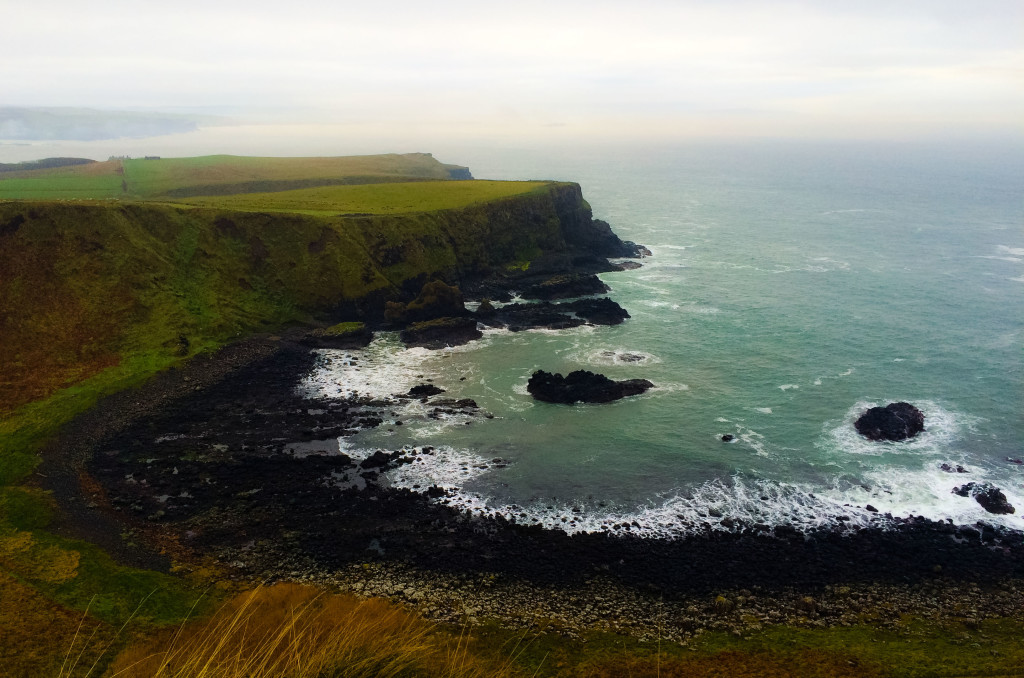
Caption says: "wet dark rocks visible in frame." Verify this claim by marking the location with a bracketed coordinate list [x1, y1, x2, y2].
[616, 352, 646, 363]
[940, 463, 969, 473]
[854, 402, 925, 441]
[520, 273, 610, 301]
[399, 316, 482, 349]
[565, 297, 630, 325]
[527, 370, 654, 404]
[407, 384, 445, 398]
[478, 298, 628, 332]
[952, 482, 1016, 515]
[721, 434, 735, 442]
[480, 304, 585, 332]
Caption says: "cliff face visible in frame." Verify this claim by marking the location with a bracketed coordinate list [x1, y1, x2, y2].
[0, 182, 623, 414]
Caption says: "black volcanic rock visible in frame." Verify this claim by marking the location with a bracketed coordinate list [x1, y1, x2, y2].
[400, 316, 482, 349]
[527, 370, 653, 404]
[563, 297, 630, 325]
[407, 384, 445, 398]
[854, 402, 925, 441]
[521, 273, 610, 301]
[952, 482, 1016, 515]
[478, 297, 628, 332]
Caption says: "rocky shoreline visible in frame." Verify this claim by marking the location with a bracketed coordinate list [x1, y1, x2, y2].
[33, 229, 1024, 643]
[35, 330, 1024, 644]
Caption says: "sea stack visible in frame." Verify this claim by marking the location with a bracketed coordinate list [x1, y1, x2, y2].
[527, 369, 653, 404]
[854, 402, 925, 441]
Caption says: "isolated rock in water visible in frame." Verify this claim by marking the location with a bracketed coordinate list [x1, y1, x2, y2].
[721, 434, 735, 442]
[952, 482, 1016, 515]
[527, 369, 653, 404]
[407, 384, 445, 398]
[854, 402, 925, 441]
[939, 462, 968, 474]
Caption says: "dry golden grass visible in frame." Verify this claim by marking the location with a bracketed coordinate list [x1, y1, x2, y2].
[107, 583, 517, 678]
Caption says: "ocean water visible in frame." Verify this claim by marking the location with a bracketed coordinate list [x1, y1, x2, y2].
[7, 133, 1019, 537]
[299, 140, 1024, 537]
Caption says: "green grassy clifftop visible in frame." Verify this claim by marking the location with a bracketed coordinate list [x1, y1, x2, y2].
[0, 180, 593, 437]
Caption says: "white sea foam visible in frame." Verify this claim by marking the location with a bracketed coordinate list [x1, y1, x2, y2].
[578, 348, 661, 367]
[298, 335, 436, 401]
[753, 407, 773, 414]
[779, 384, 799, 391]
[376, 424, 1021, 538]
[677, 304, 721, 314]
[976, 256, 1022, 263]
[384, 446, 495, 491]
[818, 400, 982, 459]
[997, 245, 1024, 256]
[414, 474, 897, 538]
[400, 460, 1024, 538]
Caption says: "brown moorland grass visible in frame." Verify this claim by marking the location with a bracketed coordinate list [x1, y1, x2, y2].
[0, 571, 115, 678]
[107, 583, 519, 678]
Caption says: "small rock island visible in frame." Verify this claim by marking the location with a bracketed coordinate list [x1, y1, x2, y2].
[854, 401, 925, 441]
[527, 369, 654, 404]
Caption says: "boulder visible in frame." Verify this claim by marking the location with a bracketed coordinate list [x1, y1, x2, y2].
[952, 482, 1016, 515]
[407, 384, 445, 398]
[854, 402, 925, 441]
[527, 370, 653, 404]
[400, 316, 482, 349]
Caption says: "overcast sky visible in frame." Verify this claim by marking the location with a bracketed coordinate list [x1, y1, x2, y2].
[4, 0, 1022, 140]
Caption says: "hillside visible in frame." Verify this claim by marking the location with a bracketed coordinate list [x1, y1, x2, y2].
[0, 153, 638, 674]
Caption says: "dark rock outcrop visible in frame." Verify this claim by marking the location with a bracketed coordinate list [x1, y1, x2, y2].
[527, 370, 653, 404]
[400, 316, 482, 349]
[854, 402, 925, 441]
[478, 297, 629, 332]
[940, 463, 969, 474]
[952, 482, 1016, 515]
[566, 297, 630, 325]
[520, 273, 610, 301]
[385, 280, 468, 324]
[407, 384, 445, 398]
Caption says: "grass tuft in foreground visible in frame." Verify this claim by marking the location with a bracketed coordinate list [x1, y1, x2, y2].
[107, 583, 516, 678]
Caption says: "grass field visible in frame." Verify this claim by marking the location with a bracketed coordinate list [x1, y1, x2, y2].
[171, 180, 547, 215]
[0, 153, 472, 201]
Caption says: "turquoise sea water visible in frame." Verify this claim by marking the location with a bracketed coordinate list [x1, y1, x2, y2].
[300, 141, 1024, 536]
